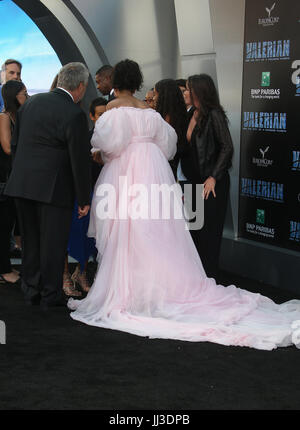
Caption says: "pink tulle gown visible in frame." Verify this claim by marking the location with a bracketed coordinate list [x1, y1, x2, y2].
[68, 107, 300, 350]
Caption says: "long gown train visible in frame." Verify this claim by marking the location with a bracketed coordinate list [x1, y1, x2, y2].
[68, 107, 300, 351]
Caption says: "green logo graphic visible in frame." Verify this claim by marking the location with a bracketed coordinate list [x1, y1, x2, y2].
[261, 72, 270, 87]
[256, 209, 265, 224]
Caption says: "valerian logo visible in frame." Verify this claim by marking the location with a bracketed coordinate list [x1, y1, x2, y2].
[241, 178, 284, 203]
[258, 3, 279, 26]
[246, 40, 290, 62]
[243, 112, 286, 132]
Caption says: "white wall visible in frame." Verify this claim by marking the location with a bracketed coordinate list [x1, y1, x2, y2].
[210, 0, 246, 236]
[67, 0, 180, 95]
[174, 0, 217, 82]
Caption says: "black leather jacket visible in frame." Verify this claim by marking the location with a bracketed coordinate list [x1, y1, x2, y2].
[181, 109, 233, 183]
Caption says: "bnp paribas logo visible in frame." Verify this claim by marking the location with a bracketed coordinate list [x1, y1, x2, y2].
[256, 209, 265, 224]
[251, 72, 280, 99]
[258, 3, 279, 26]
[261, 72, 270, 86]
[246, 210, 275, 239]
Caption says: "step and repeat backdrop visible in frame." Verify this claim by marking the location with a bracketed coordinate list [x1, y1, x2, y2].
[238, 0, 300, 251]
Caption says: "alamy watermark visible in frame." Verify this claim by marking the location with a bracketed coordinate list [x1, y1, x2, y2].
[0, 320, 6, 344]
[95, 177, 204, 230]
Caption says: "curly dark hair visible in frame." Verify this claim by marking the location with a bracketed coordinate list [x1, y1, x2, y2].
[187, 74, 227, 126]
[1, 80, 26, 118]
[112, 59, 143, 92]
[155, 79, 188, 148]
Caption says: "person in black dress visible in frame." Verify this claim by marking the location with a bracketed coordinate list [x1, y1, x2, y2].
[181, 74, 233, 280]
[153, 79, 188, 181]
[0, 80, 28, 285]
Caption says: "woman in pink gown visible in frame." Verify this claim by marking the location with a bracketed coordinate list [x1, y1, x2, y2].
[68, 60, 300, 350]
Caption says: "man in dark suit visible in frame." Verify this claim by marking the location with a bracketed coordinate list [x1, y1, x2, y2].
[5, 62, 92, 309]
[95, 65, 115, 100]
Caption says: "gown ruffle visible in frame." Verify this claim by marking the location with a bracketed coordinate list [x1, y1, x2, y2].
[68, 107, 300, 351]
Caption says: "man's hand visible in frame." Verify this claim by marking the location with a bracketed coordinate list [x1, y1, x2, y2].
[78, 205, 90, 219]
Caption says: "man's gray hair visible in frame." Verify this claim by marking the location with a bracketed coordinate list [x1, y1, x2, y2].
[57, 62, 89, 91]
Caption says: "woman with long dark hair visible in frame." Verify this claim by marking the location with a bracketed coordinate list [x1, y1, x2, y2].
[0, 80, 28, 284]
[181, 74, 233, 280]
[154, 79, 188, 179]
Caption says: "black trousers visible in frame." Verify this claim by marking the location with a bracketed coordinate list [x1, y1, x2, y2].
[15, 198, 72, 306]
[180, 172, 230, 280]
[0, 198, 16, 274]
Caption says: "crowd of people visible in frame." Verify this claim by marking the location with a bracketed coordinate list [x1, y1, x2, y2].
[0, 58, 232, 293]
[1, 57, 299, 350]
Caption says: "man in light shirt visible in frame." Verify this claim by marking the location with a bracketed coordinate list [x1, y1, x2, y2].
[95, 65, 115, 100]
[0, 59, 22, 112]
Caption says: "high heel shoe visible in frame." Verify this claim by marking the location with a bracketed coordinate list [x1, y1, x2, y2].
[71, 266, 91, 293]
[0, 273, 20, 285]
[62, 274, 82, 297]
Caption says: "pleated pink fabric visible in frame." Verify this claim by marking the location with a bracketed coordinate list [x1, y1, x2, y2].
[68, 107, 300, 350]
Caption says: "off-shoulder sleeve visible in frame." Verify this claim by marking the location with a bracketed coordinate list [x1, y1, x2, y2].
[153, 114, 178, 160]
[91, 108, 132, 161]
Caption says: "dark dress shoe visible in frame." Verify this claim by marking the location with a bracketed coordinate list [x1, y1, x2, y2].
[0, 274, 21, 286]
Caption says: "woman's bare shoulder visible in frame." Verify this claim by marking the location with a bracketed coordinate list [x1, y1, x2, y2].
[106, 99, 122, 110]
[106, 97, 150, 111]
[134, 99, 149, 109]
